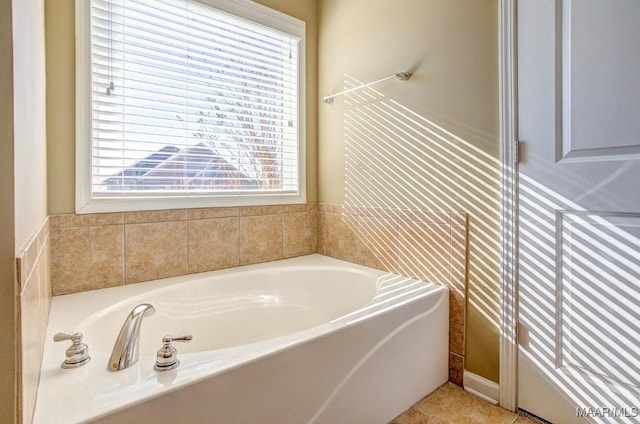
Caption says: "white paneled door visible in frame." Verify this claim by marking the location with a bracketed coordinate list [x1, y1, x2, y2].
[517, 0, 640, 423]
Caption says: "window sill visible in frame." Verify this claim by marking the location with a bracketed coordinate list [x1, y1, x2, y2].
[75, 192, 306, 214]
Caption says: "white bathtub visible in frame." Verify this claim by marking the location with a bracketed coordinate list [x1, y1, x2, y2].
[34, 254, 449, 424]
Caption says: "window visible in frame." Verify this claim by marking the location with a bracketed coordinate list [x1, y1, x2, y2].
[76, 0, 305, 213]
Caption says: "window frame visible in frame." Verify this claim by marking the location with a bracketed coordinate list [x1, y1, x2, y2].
[75, 0, 306, 213]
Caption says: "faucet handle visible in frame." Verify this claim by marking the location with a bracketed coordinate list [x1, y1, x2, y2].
[54, 332, 91, 369]
[154, 334, 192, 372]
[166, 335, 193, 343]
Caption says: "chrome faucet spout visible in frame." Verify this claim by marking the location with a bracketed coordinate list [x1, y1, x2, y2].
[107, 303, 155, 372]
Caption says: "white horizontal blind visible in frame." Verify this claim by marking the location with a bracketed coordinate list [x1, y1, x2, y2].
[90, 0, 300, 197]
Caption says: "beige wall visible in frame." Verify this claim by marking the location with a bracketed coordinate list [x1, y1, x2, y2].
[0, 0, 17, 420]
[45, 0, 318, 214]
[14, 0, 48, 253]
[45, 0, 75, 215]
[317, 0, 500, 382]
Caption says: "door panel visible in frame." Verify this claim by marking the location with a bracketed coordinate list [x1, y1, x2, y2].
[517, 0, 640, 422]
[563, 0, 640, 157]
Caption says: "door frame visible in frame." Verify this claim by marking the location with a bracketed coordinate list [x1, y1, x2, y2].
[498, 0, 518, 412]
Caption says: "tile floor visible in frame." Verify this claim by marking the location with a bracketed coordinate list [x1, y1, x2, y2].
[391, 383, 540, 424]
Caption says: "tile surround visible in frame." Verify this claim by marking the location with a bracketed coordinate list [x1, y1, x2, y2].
[322, 212, 358, 263]
[317, 204, 468, 386]
[240, 214, 284, 265]
[124, 209, 187, 224]
[50, 204, 318, 294]
[51, 224, 124, 293]
[449, 224, 467, 358]
[284, 211, 318, 258]
[125, 221, 188, 284]
[188, 217, 240, 273]
[49, 202, 468, 388]
[16, 217, 52, 424]
[356, 216, 398, 271]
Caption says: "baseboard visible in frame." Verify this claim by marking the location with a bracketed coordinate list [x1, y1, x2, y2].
[463, 370, 500, 404]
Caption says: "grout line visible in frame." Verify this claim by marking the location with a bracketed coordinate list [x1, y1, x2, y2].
[238, 216, 244, 265]
[186, 218, 191, 274]
[123, 224, 128, 285]
[422, 411, 443, 424]
[280, 211, 285, 259]
[19, 230, 49, 296]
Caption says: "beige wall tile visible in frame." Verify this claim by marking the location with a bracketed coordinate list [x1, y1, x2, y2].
[450, 225, 468, 293]
[124, 209, 187, 224]
[449, 353, 464, 386]
[239, 205, 284, 216]
[283, 203, 316, 214]
[317, 203, 341, 214]
[316, 212, 327, 254]
[125, 221, 187, 284]
[16, 218, 49, 290]
[449, 290, 466, 356]
[16, 243, 36, 291]
[356, 216, 398, 272]
[52, 225, 124, 294]
[284, 212, 317, 258]
[187, 207, 239, 220]
[450, 224, 467, 356]
[41, 236, 52, 317]
[396, 221, 451, 285]
[240, 214, 284, 265]
[21, 269, 47, 424]
[324, 213, 358, 263]
[49, 203, 322, 294]
[50, 212, 124, 228]
[19, 221, 51, 424]
[188, 218, 239, 273]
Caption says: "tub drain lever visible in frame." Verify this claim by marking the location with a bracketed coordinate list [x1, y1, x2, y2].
[154, 334, 192, 372]
[53, 332, 91, 369]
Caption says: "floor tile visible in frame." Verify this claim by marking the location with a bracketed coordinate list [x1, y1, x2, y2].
[391, 407, 440, 424]
[414, 383, 485, 421]
[406, 383, 519, 424]
[514, 417, 538, 424]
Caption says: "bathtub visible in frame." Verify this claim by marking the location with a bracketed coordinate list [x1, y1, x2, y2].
[34, 254, 449, 424]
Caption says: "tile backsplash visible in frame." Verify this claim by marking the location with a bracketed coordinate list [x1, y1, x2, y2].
[16, 217, 51, 424]
[50, 204, 317, 295]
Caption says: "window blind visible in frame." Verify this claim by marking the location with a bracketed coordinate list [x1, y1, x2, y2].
[90, 0, 301, 197]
